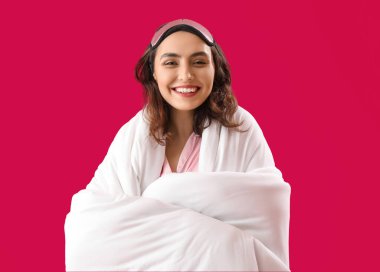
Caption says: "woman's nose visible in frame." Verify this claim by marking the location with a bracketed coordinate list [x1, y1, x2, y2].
[178, 65, 194, 81]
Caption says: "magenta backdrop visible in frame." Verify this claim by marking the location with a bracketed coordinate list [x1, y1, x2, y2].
[1, 0, 379, 271]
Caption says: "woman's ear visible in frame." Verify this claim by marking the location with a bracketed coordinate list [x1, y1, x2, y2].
[153, 73, 157, 80]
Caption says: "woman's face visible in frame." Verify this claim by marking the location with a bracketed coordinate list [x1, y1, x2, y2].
[153, 31, 215, 112]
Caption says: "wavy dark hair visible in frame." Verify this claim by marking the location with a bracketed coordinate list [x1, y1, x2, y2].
[135, 32, 243, 145]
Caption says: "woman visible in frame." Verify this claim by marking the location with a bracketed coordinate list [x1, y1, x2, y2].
[65, 19, 291, 271]
[135, 19, 244, 176]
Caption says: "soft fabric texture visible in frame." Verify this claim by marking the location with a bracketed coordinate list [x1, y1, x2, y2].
[160, 132, 201, 175]
[64, 106, 291, 271]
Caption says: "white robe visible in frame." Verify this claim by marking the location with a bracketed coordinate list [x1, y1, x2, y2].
[64, 106, 291, 271]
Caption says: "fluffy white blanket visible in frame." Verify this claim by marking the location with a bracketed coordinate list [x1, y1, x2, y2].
[64, 107, 291, 271]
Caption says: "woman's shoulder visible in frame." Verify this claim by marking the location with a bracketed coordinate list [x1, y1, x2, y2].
[112, 109, 147, 140]
[233, 106, 261, 132]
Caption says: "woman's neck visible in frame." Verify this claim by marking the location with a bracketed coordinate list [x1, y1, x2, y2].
[169, 109, 194, 140]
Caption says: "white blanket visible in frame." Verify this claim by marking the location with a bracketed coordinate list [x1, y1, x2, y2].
[64, 106, 291, 271]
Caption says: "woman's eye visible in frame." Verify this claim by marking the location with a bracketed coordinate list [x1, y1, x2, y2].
[194, 60, 207, 65]
[163, 61, 176, 66]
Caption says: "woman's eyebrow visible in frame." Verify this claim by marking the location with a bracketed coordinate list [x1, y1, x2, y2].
[160, 51, 209, 60]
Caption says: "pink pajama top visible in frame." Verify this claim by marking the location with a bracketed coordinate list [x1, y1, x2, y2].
[160, 132, 201, 176]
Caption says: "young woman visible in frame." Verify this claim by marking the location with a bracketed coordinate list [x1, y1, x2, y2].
[135, 19, 244, 175]
[65, 19, 291, 271]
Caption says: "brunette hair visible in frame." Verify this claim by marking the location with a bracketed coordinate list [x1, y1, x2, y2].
[135, 32, 243, 145]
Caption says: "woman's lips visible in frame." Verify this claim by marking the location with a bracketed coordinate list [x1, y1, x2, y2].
[171, 86, 200, 97]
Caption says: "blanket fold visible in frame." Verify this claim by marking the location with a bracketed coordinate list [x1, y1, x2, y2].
[65, 106, 291, 271]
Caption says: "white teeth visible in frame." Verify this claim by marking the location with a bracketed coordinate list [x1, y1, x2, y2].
[174, 87, 198, 93]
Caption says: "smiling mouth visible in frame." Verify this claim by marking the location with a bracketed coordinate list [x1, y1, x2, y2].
[171, 87, 200, 93]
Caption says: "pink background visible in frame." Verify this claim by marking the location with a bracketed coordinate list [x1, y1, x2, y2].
[1, 0, 379, 271]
